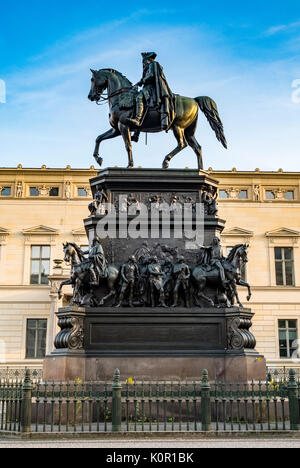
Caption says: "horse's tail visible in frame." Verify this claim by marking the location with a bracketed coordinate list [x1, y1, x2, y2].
[195, 96, 227, 149]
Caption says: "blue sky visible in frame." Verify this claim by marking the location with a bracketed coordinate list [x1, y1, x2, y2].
[0, 0, 300, 170]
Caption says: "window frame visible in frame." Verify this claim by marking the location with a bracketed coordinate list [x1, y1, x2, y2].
[25, 318, 48, 359]
[30, 245, 51, 285]
[278, 319, 298, 359]
[1, 186, 12, 197]
[274, 247, 295, 287]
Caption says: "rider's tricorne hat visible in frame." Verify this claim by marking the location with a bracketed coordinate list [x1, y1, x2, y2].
[142, 52, 157, 61]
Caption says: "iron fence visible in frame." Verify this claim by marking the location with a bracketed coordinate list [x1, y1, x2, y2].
[0, 367, 43, 381]
[1, 368, 300, 434]
[267, 367, 300, 382]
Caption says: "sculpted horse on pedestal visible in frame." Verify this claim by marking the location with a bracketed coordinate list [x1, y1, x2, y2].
[88, 68, 227, 169]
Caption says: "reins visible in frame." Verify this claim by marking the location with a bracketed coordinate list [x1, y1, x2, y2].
[95, 87, 132, 106]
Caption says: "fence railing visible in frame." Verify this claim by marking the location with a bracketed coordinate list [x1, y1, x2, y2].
[267, 367, 300, 382]
[1, 368, 300, 434]
[0, 367, 43, 381]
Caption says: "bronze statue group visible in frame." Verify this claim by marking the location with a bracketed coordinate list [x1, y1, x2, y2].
[59, 236, 252, 310]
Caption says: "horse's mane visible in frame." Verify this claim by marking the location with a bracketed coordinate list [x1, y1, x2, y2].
[66, 242, 86, 262]
[226, 244, 244, 262]
[101, 68, 132, 86]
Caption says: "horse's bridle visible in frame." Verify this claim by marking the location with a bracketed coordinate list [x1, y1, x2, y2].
[95, 86, 133, 106]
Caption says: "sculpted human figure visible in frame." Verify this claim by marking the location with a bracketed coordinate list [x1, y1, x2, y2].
[82, 236, 108, 286]
[147, 256, 167, 308]
[88, 185, 108, 216]
[134, 241, 152, 264]
[162, 257, 174, 304]
[65, 181, 72, 200]
[16, 181, 23, 198]
[201, 186, 218, 216]
[253, 185, 260, 202]
[115, 256, 139, 308]
[199, 237, 228, 288]
[172, 256, 191, 308]
[127, 52, 175, 131]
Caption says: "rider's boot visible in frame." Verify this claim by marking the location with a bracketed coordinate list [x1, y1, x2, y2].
[90, 269, 98, 287]
[219, 267, 229, 289]
[127, 96, 144, 127]
[161, 113, 169, 131]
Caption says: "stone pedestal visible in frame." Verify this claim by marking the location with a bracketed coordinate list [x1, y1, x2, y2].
[43, 167, 266, 384]
[84, 168, 226, 266]
[43, 306, 266, 382]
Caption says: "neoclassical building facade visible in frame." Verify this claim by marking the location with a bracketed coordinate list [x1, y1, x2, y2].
[0, 166, 299, 374]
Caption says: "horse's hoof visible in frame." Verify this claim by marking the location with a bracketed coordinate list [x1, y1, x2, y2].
[162, 160, 169, 169]
[127, 163, 134, 169]
[94, 155, 103, 167]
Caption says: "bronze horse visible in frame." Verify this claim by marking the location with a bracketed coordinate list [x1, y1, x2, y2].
[58, 242, 119, 306]
[192, 244, 252, 308]
[88, 68, 227, 169]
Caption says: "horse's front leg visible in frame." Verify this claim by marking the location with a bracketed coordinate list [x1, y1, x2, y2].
[232, 281, 243, 308]
[93, 128, 120, 167]
[237, 279, 252, 302]
[118, 122, 134, 168]
[70, 278, 81, 305]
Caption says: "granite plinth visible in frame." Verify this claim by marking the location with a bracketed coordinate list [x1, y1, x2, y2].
[43, 306, 266, 382]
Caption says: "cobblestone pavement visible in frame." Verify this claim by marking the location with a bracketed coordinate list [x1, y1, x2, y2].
[1, 438, 300, 448]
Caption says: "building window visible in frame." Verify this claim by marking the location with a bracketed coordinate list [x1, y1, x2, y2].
[275, 247, 295, 286]
[238, 190, 248, 199]
[285, 191, 294, 200]
[30, 246, 50, 285]
[219, 190, 228, 199]
[226, 247, 247, 281]
[30, 187, 39, 197]
[49, 187, 59, 197]
[278, 319, 298, 358]
[78, 188, 87, 197]
[266, 190, 275, 200]
[1, 187, 11, 196]
[26, 319, 47, 359]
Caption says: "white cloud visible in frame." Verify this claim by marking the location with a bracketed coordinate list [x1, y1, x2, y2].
[263, 20, 300, 37]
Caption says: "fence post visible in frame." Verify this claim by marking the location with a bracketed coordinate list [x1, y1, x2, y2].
[201, 369, 211, 431]
[112, 369, 122, 432]
[21, 369, 32, 433]
[288, 368, 300, 430]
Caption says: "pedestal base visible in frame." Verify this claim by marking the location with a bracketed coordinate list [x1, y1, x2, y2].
[43, 354, 266, 382]
[44, 306, 266, 382]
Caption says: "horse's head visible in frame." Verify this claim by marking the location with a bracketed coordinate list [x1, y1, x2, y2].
[239, 244, 249, 264]
[88, 69, 108, 102]
[226, 243, 249, 267]
[63, 242, 73, 264]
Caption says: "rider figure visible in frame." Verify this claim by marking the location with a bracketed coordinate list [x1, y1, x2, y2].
[115, 256, 139, 308]
[128, 52, 175, 131]
[84, 236, 108, 286]
[209, 237, 228, 288]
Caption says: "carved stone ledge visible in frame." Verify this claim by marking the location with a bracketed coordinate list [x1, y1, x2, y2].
[54, 309, 85, 350]
[227, 315, 256, 350]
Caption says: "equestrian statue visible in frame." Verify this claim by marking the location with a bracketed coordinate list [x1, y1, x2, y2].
[58, 238, 119, 307]
[88, 52, 227, 170]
